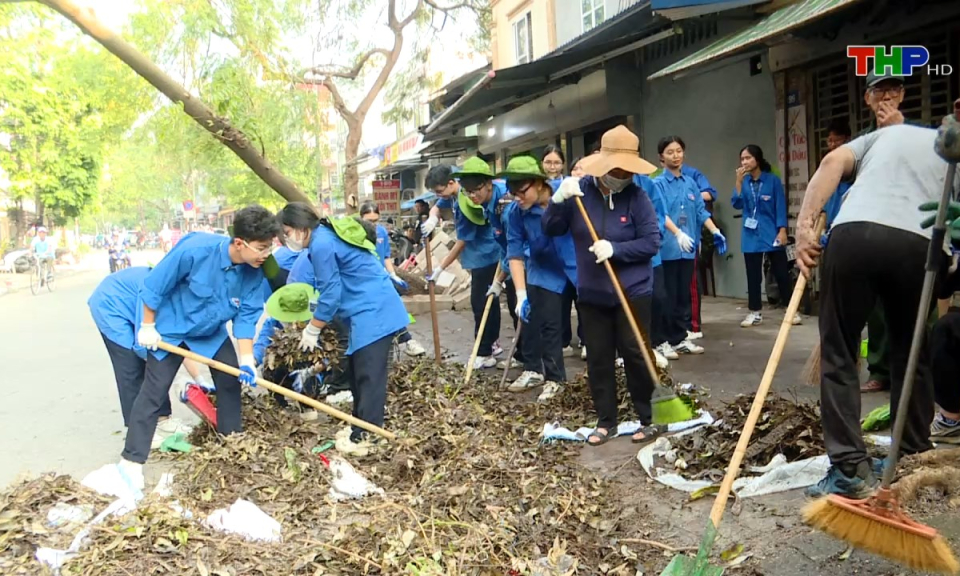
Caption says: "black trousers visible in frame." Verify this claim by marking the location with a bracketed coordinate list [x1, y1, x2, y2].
[123, 338, 241, 463]
[661, 259, 694, 346]
[819, 223, 936, 465]
[348, 332, 394, 441]
[101, 333, 170, 427]
[397, 327, 412, 344]
[560, 282, 581, 348]
[931, 309, 960, 413]
[324, 318, 353, 393]
[744, 250, 793, 312]
[579, 296, 655, 430]
[470, 264, 500, 357]
[650, 266, 675, 347]
[528, 285, 566, 382]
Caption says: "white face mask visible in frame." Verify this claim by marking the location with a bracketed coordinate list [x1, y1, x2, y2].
[601, 173, 632, 194]
[285, 230, 306, 252]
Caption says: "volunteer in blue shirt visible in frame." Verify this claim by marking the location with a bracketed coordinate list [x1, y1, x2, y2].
[683, 161, 717, 342]
[359, 202, 426, 358]
[632, 173, 671, 369]
[279, 203, 408, 443]
[261, 245, 299, 302]
[822, 120, 853, 228]
[502, 156, 577, 402]
[655, 136, 727, 356]
[494, 198, 538, 373]
[731, 144, 800, 328]
[420, 164, 462, 237]
[120, 205, 281, 489]
[428, 157, 509, 370]
[88, 266, 206, 440]
[541, 145, 581, 358]
[543, 125, 662, 446]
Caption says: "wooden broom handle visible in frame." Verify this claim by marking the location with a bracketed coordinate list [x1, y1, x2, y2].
[423, 233, 443, 365]
[707, 214, 826, 526]
[573, 197, 659, 385]
[157, 341, 397, 441]
[463, 262, 501, 386]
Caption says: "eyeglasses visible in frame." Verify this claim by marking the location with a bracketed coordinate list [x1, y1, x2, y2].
[542, 160, 564, 167]
[507, 181, 534, 195]
[464, 183, 487, 195]
[870, 85, 903, 97]
[241, 240, 273, 257]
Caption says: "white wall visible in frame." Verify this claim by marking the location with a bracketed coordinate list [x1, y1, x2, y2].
[555, 0, 645, 48]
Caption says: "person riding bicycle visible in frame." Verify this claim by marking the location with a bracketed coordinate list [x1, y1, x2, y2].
[108, 231, 132, 273]
[31, 226, 56, 279]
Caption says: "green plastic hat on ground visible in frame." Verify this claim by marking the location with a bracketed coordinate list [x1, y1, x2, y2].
[266, 283, 320, 322]
[497, 155, 547, 181]
[457, 156, 495, 178]
[457, 191, 487, 225]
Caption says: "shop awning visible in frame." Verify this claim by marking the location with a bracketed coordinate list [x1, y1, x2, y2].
[647, 0, 862, 80]
[400, 192, 436, 211]
[651, 0, 767, 20]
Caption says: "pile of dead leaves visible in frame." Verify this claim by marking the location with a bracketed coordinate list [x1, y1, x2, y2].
[263, 321, 342, 375]
[653, 394, 824, 481]
[894, 448, 960, 514]
[2, 359, 682, 575]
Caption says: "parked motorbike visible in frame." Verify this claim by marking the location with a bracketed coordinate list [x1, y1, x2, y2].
[389, 228, 414, 267]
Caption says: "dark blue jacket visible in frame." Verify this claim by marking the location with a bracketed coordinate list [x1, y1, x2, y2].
[542, 176, 660, 305]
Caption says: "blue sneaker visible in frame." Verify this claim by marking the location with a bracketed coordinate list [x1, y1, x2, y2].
[870, 456, 889, 477]
[804, 461, 878, 499]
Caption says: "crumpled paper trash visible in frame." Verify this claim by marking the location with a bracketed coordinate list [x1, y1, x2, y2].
[46, 503, 94, 528]
[327, 456, 384, 501]
[205, 499, 282, 542]
[326, 390, 354, 405]
[81, 463, 143, 503]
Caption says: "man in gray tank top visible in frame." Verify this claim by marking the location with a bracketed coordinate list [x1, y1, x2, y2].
[794, 100, 960, 500]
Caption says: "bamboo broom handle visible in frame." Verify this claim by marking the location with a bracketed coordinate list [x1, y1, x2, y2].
[423, 233, 443, 365]
[463, 262, 501, 386]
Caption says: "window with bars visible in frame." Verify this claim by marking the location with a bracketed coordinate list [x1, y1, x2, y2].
[582, 0, 605, 33]
[513, 12, 533, 65]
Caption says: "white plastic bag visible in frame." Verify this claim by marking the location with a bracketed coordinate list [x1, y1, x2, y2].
[205, 499, 281, 542]
[327, 456, 384, 501]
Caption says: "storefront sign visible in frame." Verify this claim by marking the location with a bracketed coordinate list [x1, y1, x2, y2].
[380, 134, 422, 167]
[372, 179, 401, 216]
[775, 104, 808, 237]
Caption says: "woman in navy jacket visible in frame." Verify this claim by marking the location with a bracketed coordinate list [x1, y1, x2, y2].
[731, 144, 799, 328]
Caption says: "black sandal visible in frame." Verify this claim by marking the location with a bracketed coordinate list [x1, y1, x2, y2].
[631, 424, 665, 445]
[586, 427, 616, 446]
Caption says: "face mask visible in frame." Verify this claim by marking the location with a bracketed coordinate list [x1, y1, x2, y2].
[601, 174, 632, 194]
[285, 230, 305, 252]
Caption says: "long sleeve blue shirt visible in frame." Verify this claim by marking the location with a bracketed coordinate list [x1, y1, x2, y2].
[655, 171, 712, 262]
[506, 202, 577, 295]
[542, 176, 659, 305]
[730, 171, 788, 254]
[88, 266, 150, 358]
[683, 165, 717, 202]
[375, 224, 391, 264]
[453, 181, 508, 271]
[633, 175, 665, 268]
[140, 232, 264, 360]
[254, 250, 320, 365]
[308, 225, 407, 355]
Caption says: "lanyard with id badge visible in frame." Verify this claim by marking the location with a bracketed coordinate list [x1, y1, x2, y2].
[744, 179, 761, 230]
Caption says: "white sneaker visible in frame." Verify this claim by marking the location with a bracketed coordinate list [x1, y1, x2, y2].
[117, 458, 145, 493]
[687, 330, 703, 340]
[740, 312, 762, 327]
[580, 346, 588, 360]
[325, 390, 354, 405]
[615, 357, 624, 367]
[537, 381, 563, 402]
[491, 341, 504, 357]
[653, 348, 669, 370]
[507, 370, 544, 392]
[561, 346, 576, 358]
[400, 339, 426, 357]
[674, 340, 704, 355]
[497, 357, 522, 370]
[657, 343, 680, 361]
[791, 313, 803, 326]
[473, 356, 497, 370]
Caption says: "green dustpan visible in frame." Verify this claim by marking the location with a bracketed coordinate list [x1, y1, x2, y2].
[660, 519, 724, 576]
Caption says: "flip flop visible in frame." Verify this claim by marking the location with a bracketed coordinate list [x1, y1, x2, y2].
[860, 379, 888, 393]
[586, 427, 616, 446]
[631, 424, 666, 445]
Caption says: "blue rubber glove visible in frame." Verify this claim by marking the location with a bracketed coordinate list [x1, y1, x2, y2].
[712, 231, 727, 256]
[520, 299, 532, 324]
[290, 369, 306, 393]
[390, 273, 409, 291]
[238, 354, 257, 388]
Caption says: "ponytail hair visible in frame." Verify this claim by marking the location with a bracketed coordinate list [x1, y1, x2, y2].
[740, 144, 772, 173]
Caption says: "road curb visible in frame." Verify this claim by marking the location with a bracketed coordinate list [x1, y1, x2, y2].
[0, 267, 87, 298]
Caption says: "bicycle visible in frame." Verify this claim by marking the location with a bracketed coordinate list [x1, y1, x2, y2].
[30, 256, 55, 295]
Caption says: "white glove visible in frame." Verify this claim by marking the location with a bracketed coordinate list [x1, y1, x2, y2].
[421, 214, 439, 236]
[426, 265, 445, 283]
[588, 239, 614, 263]
[486, 279, 503, 298]
[514, 289, 527, 319]
[137, 323, 161, 350]
[299, 323, 322, 352]
[551, 177, 583, 204]
[674, 229, 695, 253]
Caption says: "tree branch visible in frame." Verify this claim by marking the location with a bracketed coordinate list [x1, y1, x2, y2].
[299, 77, 356, 127]
[305, 48, 390, 80]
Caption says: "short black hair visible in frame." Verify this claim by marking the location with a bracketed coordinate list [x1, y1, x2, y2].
[459, 174, 490, 192]
[277, 202, 320, 231]
[827, 118, 852, 139]
[425, 165, 455, 189]
[359, 201, 380, 216]
[657, 136, 686, 155]
[232, 205, 281, 242]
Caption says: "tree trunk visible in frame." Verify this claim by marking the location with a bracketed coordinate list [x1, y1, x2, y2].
[37, 0, 314, 207]
[343, 126, 362, 214]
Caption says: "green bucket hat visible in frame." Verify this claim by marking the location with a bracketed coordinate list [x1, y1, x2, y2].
[496, 155, 547, 180]
[457, 156, 495, 178]
[457, 191, 487, 226]
[266, 283, 320, 322]
[326, 216, 377, 255]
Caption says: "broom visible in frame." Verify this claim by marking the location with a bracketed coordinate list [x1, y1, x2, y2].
[803, 161, 960, 575]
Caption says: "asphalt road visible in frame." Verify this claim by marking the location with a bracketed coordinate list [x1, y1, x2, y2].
[0, 250, 197, 488]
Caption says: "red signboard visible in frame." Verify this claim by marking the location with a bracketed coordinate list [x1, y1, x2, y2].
[371, 179, 401, 216]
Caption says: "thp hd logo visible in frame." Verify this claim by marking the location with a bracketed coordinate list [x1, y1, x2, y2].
[847, 45, 953, 77]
